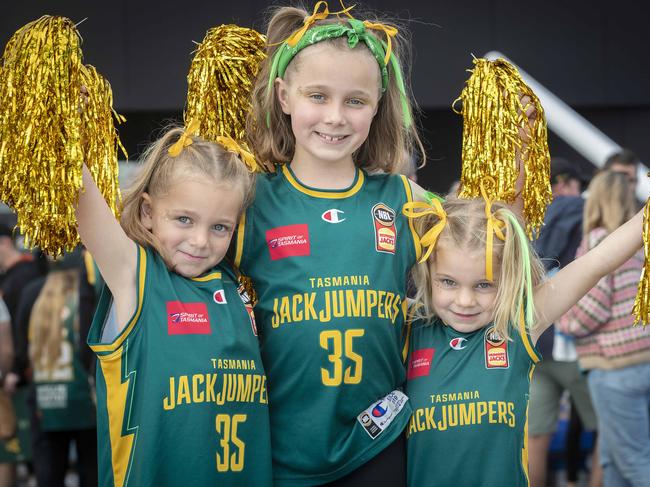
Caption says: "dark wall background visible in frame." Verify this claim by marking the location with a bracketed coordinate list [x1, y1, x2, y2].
[4, 0, 649, 193]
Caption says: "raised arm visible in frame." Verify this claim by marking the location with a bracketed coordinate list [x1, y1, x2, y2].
[76, 165, 137, 329]
[531, 209, 644, 342]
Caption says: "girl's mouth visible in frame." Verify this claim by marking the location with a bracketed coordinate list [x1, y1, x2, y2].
[316, 132, 347, 143]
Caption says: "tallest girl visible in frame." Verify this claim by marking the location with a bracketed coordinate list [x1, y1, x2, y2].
[237, 2, 426, 485]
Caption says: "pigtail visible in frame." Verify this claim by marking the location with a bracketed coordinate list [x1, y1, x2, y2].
[247, 6, 308, 168]
[493, 208, 544, 339]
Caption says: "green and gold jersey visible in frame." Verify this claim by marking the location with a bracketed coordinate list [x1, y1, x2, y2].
[88, 246, 272, 487]
[32, 294, 95, 431]
[236, 166, 419, 485]
[406, 318, 541, 487]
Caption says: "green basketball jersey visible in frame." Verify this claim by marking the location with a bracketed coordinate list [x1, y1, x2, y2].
[88, 246, 273, 487]
[235, 165, 420, 485]
[32, 294, 96, 431]
[405, 318, 540, 487]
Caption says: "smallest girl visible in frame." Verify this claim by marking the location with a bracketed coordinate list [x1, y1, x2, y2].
[402, 189, 643, 486]
[77, 126, 273, 486]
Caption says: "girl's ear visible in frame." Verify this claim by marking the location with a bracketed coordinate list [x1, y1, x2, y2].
[275, 78, 292, 115]
[140, 193, 154, 230]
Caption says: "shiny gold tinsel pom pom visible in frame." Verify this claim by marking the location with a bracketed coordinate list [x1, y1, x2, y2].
[185, 24, 266, 172]
[454, 58, 551, 237]
[0, 16, 125, 256]
[634, 200, 650, 326]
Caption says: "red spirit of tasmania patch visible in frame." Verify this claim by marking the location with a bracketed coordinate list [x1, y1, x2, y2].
[407, 348, 435, 379]
[266, 224, 310, 260]
[167, 301, 211, 335]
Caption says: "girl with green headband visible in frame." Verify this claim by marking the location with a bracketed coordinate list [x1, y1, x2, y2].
[402, 193, 644, 486]
[237, 2, 426, 485]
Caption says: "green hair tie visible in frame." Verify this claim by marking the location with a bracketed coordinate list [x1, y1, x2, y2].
[266, 18, 412, 128]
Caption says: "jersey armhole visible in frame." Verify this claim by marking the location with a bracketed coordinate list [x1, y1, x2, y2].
[400, 175, 422, 262]
[518, 308, 541, 363]
[88, 245, 147, 357]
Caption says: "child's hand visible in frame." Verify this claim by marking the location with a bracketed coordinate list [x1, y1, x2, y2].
[79, 85, 89, 114]
[517, 94, 536, 145]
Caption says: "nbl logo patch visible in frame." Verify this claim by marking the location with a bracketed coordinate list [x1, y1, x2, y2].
[407, 348, 435, 379]
[167, 301, 211, 335]
[371, 203, 396, 254]
[484, 326, 509, 369]
[266, 224, 310, 261]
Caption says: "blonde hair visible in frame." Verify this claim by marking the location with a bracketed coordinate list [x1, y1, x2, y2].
[246, 3, 426, 173]
[120, 126, 255, 260]
[411, 197, 545, 340]
[29, 269, 79, 374]
[583, 170, 636, 235]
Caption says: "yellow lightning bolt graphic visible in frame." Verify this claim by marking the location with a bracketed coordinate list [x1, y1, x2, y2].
[100, 342, 138, 487]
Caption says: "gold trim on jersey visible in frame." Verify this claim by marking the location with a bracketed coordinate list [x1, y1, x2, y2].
[282, 165, 365, 199]
[99, 344, 137, 487]
[518, 308, 540, 363]
[521, 362, 536, 484]
[192, 272, 222, 282]
[234, 212, 247, 268]
[400, 175, 422, 262]
[402, 300, 415, 363]
[91, 246, 147, 354]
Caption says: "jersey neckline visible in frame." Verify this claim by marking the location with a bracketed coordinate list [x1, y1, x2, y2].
[281, 164, 365, 199]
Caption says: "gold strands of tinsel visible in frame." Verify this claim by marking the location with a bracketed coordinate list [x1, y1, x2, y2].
[633, 200, 650, 326]
[454, 58, 552, 237]
[185, 24, 266, 171]
[79, 65, 127, 226]
[0, 16, 125, 256]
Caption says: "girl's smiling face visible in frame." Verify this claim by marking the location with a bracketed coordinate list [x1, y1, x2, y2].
[429, 242, 498, 333]
[275, 42, 381, 171]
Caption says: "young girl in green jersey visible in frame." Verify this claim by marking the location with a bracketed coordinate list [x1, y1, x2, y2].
[237, 2, 425, 485]
[403, 192, 644, 486]
[77, 126, 273, 486]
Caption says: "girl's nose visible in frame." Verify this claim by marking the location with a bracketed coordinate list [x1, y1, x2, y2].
[324, 103, 344, 125]
[456, 287, 476, 307]
[190, 228, 209, 248]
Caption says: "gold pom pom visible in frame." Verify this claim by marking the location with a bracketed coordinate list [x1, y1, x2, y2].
[634, 200, 650, 326]
[0, 16, 125, 256]
[454, 57, 552, 237]
[184, 24, 266, 172]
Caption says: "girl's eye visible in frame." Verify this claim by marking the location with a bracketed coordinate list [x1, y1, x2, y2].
[177, 216, 190, 224]
[212, 224, 227, 232]
[347, 98, 365, 106]
[440, 278, 455, 287]
[476, 282, 493, 290]
[309, 93, 325, 102]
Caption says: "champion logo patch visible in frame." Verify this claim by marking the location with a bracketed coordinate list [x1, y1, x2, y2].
[371, 203, 396, 254]
[266, 224, 310, 261]
[322, 209, 345, 223]
[213, 289, 227, 304]
[167, 301, 211, 335]
[407, 348, 435, 379]
[449, 337, 468, 350]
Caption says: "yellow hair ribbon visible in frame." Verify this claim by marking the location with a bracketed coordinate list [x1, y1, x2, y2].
[168, 119, 200, 157]
[216, 136, 259, 173]
[362, 21, 397, 65]
[402, 199, 447, 263]
[481, 178, 506, 281]
[285, 1, 331, 47]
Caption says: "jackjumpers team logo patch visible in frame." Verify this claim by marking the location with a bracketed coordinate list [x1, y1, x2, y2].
[167, 301, 211, 335]
[407, 348, 435, 379]
[266, 224, 310, 261]
[371, 203, 396, 254]
[237, 283, 258, 336]
[484, 326, 509, 369]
